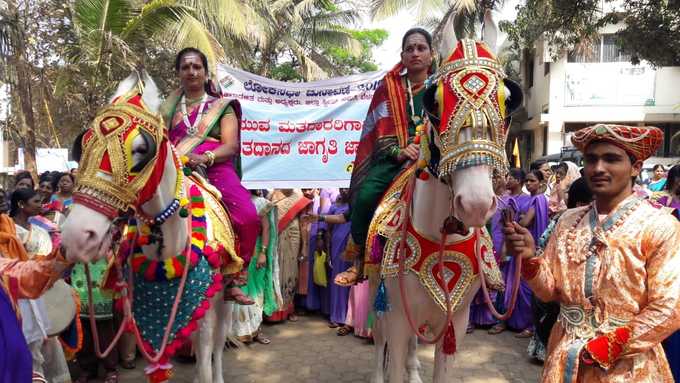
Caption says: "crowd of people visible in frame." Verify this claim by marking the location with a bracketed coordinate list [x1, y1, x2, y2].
[2, 26, 680, 383]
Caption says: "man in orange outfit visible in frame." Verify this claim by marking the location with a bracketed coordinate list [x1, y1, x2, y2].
[504, 124, 680, 382]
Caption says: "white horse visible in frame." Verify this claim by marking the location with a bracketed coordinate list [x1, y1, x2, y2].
[61, 74, 235, 383]
[370, 32, 523, 383]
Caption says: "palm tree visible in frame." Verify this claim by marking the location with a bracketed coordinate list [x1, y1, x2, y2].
[1, 0, 40, 175]
[71, 0, 264, 115]
[370, 0, 505, 56]
[251, 0, 363, 80]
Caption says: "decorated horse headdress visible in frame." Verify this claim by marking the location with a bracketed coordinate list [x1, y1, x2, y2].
[423, 39, 523, 178]
[74, 73, 168, 219]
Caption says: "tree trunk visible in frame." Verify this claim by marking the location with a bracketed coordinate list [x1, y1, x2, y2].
[6, 0, 38, 177]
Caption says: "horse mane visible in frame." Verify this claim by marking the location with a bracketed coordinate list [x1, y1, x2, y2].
[109, 71, 162, 113]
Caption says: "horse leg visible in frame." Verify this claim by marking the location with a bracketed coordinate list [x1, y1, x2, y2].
[385, 314, 410, 383]
[372, 316, 387, 383]
[406, 335, 423, 383]
[211, 293, 227, 383]
[194, 302, 217, 383]
[433, 282, 477, 383]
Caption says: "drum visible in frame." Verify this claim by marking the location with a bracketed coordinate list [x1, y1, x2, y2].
[43, 279, 77, 336]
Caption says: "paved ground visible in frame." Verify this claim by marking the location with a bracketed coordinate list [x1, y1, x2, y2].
[109, 315, 543, 383]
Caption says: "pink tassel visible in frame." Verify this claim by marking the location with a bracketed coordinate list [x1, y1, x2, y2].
[179, 327, 192, 338]
[442, 322, 456, 355]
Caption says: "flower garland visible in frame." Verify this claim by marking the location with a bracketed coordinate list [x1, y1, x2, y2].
[129, 184, 207, 282]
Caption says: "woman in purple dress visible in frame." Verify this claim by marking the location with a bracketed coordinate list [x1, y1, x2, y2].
[490, 168, 549, 337]
[304, 189, 338, 314]
[325, 189, 351, 328]
[660, 165, 680, 380]
[469, 171, 506, 330]
[161, 48, 260, 304]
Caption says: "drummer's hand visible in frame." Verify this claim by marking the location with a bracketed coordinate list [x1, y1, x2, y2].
[397, 143, 420, 163]
[502, 222, 536, 260]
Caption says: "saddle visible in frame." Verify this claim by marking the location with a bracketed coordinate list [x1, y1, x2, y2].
[187, 171, 242, 275]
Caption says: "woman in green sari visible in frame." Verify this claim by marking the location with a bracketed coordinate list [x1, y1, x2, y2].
[336, 28, 434, 285]
[225, 190, 281, 344]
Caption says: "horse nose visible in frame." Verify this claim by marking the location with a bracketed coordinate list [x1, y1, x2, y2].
[453, 193, 495, 228]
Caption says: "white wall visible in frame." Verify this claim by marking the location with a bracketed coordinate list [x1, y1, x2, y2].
[521, 40, 680, 156]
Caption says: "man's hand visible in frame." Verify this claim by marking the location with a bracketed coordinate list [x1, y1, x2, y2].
[397, 143, 420, 162]
[502, 222, 536, 260]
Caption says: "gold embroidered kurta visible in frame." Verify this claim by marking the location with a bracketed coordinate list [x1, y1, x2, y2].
[525, 195, 680, 383]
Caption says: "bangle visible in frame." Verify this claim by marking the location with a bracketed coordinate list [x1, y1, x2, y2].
[319, 215, 325, 222]
[204, 151, 216, 167]
[389, 146, 400, 159]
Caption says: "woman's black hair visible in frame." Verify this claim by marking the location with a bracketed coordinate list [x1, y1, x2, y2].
[402, 28, 433, 50]
[567, 178, 592, 209]
[653, 164, 665, 172]
[508, 168, 526, 184]
[14, 171, 34, 189]
[665, 165, 680, 192]
[529, 169, 544, 182]
[39, 172, 53, 184]
[10, 188, 38, 217]
[175, 47, 221, 98]
[57, 172, 75, 184]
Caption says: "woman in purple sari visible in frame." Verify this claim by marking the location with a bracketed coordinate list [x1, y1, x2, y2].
[469, 171, 506, 330]
[490, 169, 549, 337]
[161, 48, 260, 304]
[660, 165, 680, 380]
[325, 189, 351, 328]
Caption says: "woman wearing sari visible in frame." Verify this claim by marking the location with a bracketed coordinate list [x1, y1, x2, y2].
[10, 188, 72, 383]
[336, 28, 433, 285]
[647, 164, 667, 192]
[225, 190, 280, 344]
[490, 169, 549, 337]
[547, 161, 580, 216]
[161, 48, 260, 304]
[659, 165, 680, 381]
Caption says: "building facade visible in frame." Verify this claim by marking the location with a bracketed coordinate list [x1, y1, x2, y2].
[512, 22, 680, 168]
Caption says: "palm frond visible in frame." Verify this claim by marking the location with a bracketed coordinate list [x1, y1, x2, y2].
[414, 0, 446, 22]
[183, 0, 258, 42]
[370, 0, 413, 20]
[122, 0, 188, 40]
[451, 0, 477, 13]
[73, 0, 135, 67]
[306, 9, 359, 27]
[285, 35, 327, 80]
[166, 14, 226, 74]
[307, 28, 362, 56]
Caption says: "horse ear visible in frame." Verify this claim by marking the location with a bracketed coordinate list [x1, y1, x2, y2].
[438, 16, 459, 59]
[72, 130, 87, 163]
[503, 78, 524, 116]
[109, 72, 141, 104]
[140, 71, 161, 113]
[482, 9, 498, 54]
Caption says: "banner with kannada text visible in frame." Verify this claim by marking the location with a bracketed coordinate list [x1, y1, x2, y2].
[216, 65, 386, 189]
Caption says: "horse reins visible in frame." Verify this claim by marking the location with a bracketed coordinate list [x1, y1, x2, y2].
[394, 167, 523, 346]
[84, 182, 195, 364]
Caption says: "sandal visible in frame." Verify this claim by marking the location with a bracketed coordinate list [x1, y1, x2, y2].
[328, 322, 339, 328]
[515, 329, 534, 338]
[103, 371, 119, 383]
[334, 266, 359, 287]
[288, 313, 299, 322]
[254, 333, 271, 345]
[224, 287, 255, 305]
[337, 325, 352, 336]
[120, 359, 136, 370]
[488, 323, 506, 335]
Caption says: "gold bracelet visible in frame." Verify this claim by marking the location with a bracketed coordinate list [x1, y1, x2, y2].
[204, 150, 216, 167]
